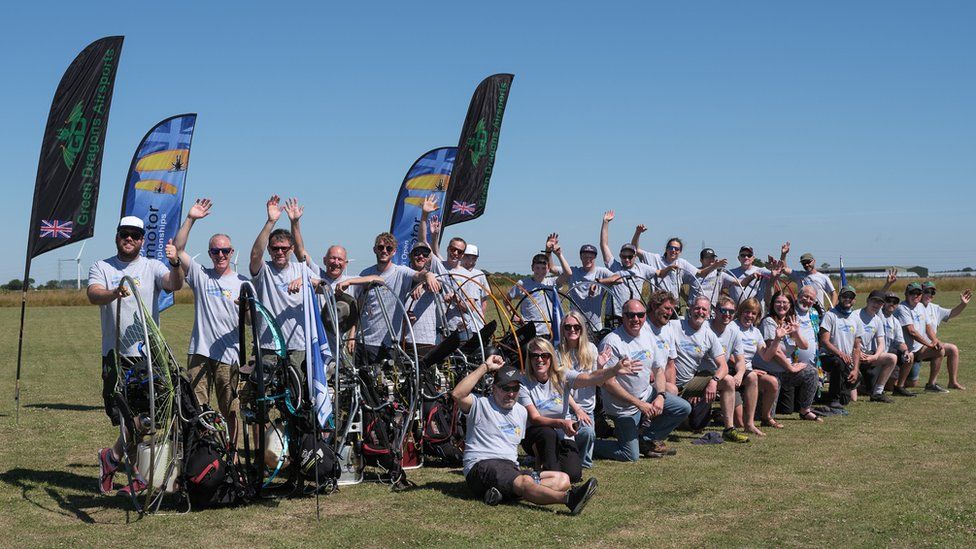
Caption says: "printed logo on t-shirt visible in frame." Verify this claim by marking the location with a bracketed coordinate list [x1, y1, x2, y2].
[110, 275, 141, 287]
[679, 342, 703, 355]
[840, 322, 857, 334]
[498, 419, 523, 438]
[630, 349, 652, 363]
[536, 394, 563, 412]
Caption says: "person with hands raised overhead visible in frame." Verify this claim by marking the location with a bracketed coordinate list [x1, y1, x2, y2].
[599, 211, 658, 319]
[695, 248, 741, 308]
[453, 354, 599, 515]
[630, 226, 704, 308]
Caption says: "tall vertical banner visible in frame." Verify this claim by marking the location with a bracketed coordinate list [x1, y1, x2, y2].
[389, 147, 456, 266]
[442, 73, 513, 228]
[121, 114, 197, 310]
[17, 36, 124, 419]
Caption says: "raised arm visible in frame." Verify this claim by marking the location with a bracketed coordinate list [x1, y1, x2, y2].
[173, 198, 211, 274]
[284, 197, 308, 264]
[631, 224, 648, 256]
[948, 289, 972, 320]
[419, 195, 441, 258]
[574, 346, 641, 387]
[451, 355, 505, 413]
[600, 210, 614, 265]
[250, 195, 282, 276]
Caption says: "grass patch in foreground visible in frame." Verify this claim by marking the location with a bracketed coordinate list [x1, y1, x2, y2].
[0, 300, 975, 547]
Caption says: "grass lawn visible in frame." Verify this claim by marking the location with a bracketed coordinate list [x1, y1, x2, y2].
[1, 294, 975, 547]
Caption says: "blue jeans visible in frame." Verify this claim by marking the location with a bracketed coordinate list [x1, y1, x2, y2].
[574, 422, 595, 469]
[593, 389, 692, 462]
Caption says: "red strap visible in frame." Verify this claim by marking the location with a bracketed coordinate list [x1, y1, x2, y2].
[190, 459, 219, 484]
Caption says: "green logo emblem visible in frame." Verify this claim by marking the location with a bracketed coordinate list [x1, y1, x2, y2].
[56, 101, 87, 170]
[466, 118, 487, 167]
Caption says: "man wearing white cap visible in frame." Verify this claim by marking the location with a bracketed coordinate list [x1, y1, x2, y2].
[89, 215, 184, 496]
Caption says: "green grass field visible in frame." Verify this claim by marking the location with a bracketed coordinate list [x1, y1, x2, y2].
[1, 293, 975, 547]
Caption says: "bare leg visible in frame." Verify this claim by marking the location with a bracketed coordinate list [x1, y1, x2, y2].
[944, 343, 964, 389]
[719, 377, 737, 429]
[741, 372, 764, 436]
[758, 374, 782, 428]
[874, 354, 897, 391]
[513, 472, 570, 506]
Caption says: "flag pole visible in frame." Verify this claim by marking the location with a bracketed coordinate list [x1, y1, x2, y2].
[14, 255, 33, 424]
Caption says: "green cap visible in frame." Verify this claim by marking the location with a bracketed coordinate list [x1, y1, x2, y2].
[840, 285, 856, 297]
[800, 253, 815, 263]
[906, 282, 923, 292]
[921, 281, 936, 290]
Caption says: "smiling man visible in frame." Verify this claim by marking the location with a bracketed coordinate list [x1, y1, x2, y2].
[89, 215, 184, 496]
[818, 285, 864, 406]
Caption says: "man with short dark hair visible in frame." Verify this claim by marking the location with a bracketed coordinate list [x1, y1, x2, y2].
[919, 282, 971, 390]
[894, 282, 946, 393]
[551, 238, 615, 332]
[853, 290, 897, 402]
[819, 285, 863, 406]
[452, 356, 598, 514]
[729, 245, 774, 310]
[694, 248, 740, 307]
[509, 252, 560, 338]
[90, 215, 184, 496]
[599, 211, 657, 318]
[881, 291, 914, 395]
[593, 299, 691, 461]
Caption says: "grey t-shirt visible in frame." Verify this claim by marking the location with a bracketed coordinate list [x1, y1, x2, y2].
[639, 252, 699, 304]
[517, 369, 581, 438]
[449, 266, 487, 333]
[186, 258, 248, 364]
[646, 319, 678, 368]
[508, 276, 559, 336]
[88, 256, 170, 356]
[695, 269, 739, 306]
[821, 308, 864, 356]
[404, 283, 441, 346]
[566, 265, 614, 330]
[597, 325, 662, 417]
[253, 261, 316, 351]
[855, 308, 885, 355]
[753, 317, 797, 374]
[794, 309, 819, 367]
[895, 301, 927, 352]
[606, 259, 656, 316]
[707, 322, 744, 374]
[733, 320, 763, 371]
[358, 263, 418, 346]
[789, 271, 836, 305]
[882, 312, 906, 352]
[920, 302, 952, 334]
[670, 318, 724, 386]
[729, 265, 772, 304]
[462, 395, 527, 476]
[566, 342, 600, 416]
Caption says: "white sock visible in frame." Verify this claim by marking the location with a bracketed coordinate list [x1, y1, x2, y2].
[873, 385, 884, 395]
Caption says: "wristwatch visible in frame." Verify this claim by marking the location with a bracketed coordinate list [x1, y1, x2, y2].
[711, 375, 721, 382]
[169, 258, 181, 268]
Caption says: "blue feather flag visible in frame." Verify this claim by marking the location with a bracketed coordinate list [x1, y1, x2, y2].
[549, 287, 562, 345]
[303, 275, 333, 428]
[839, 256, 848, 288]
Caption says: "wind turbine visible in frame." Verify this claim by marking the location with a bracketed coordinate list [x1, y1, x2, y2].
[58, 242, 86, 289]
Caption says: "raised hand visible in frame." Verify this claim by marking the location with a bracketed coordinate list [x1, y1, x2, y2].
[961, 289, 972, 305]
[485, 354, 506, 372]
[422, 194, 439, 214]
[545, 233, 559, 253]
[266, 195, 282, 223]
[887, 268, 898, 285]
[635, 224, 647, 235]
[283, 197, 304, 222]
[188, 198, 212, 220]
[603, 210, 615, 223]
[165, 239, 178, 263]
[781, 241, 791, 256]
[429, 219, 442, 238]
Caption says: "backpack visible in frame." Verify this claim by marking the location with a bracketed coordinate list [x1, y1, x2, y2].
[421, 399, 464, 465]
[294, 431, 341, 489]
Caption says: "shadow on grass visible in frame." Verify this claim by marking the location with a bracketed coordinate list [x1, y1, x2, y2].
[24, 403, 102, 412]
[0, 468, 133, 524]
[411, 480, 565, 514]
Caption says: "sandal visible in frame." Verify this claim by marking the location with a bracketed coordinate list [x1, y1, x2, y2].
[799, 411, 823, 422]
[760, 418, 784, 429]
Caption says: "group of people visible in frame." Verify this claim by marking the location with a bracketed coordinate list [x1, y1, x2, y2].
[87, 197, 971, 516]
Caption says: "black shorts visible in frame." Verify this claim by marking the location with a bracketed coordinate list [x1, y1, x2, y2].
[465, 459, 524, 501]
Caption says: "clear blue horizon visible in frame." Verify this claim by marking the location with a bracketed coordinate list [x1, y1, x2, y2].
[4, 1, 974, 285]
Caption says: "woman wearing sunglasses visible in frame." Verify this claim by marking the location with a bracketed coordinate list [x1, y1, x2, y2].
[733, 298, 784, 435]
[556, 311, 603, 468]
[519, 337, 637, 482]
[630, 227, 703, 308]
[754, 292, 822, 424]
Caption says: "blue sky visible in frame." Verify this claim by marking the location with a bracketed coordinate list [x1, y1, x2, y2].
[4, 1, 974, 284]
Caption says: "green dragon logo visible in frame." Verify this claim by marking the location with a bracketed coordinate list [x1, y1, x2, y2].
[466, 118, 487, 167]
[56, 101, 87, 170]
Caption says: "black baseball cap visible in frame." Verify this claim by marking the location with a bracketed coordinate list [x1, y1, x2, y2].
[867, 289, 886, 302]
[579, 244, 598, 255]
[700, 247, 716, 260]
[739, 246, 753, 255]
[493, 365, 520, 387]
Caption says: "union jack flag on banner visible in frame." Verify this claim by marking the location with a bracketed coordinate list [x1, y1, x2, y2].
[451, 200, 476, 216]
[39, 220, 73, 239]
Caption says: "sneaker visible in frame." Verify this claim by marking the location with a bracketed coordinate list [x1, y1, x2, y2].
[722, 427, 750, 443]
[97, 448, 117, 495]
[117, 477, 147, 498]
[925, 383, 949, 394]
[566, 478, 598, 516]
[642, 440, 677, 458]
[870, 393, 894, 403]
[483, 486, 503, 507]
[892, 386, 916, 397]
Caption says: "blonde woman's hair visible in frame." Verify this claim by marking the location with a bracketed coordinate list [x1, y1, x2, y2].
[526, 337, 566, 394]
[558, 310, 596, 373]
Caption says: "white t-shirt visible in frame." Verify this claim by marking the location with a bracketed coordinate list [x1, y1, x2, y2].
[729, 265, 772, 304]
[695, 269, 740, 306]
[639, 252, 699, 304]
[448, 266, 487, 334]
[920, 302, 952, 334]
[733, 320, 763, 371]
[252, 261, 316, 351]
[606, 259, 656, 316]
[753, 317, 797, 374]
[404, 283, 441, 346]
[186, 258, 248, 364]
[597, 325, 663, 417]
[358, 263, 418, 346]
[821, 308, 863, 356]
[895, 301, 928, 352]
[88, 256, 171, 356]
[855, 308, 885, 355]
[707, 322, 744, 374]
[462, 396, 527, 476]
[646, 320, 678, 369]
[789, 271, 836, 305]
[670, 318, 724, 386]
[881, 312, 906, 352]
[565, 342, 600, 416]
[794, 308, 819, 367]
[517, 369, 581, 439]
[508, 276, 559, 336]
[566, 265, 614, 330]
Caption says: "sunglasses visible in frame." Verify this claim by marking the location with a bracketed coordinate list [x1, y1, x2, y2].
[532, 262, 547, 267]
[623, 311, 646, 319]
[270, 245, 292, 252]
[739, 253, 753, 258]
[498, 384, 521, 393]
[801, 260, 814, 265]
[117, 230, 144, 240]
[448, 246, 465, 255]
[908, 290, 923, 296]
[885, 299, 900, 305]
[563, 323, 582, 332]
[619, 254, 635, 260]
[412, 250, 431, 258]
[209, 247, 232, 256]
[666, 246, 681, 252]
[718, 308, 736, 316]
[528, 352, 552, 361]
[375, 245, 395, 253]
[923, 290, 936, 295]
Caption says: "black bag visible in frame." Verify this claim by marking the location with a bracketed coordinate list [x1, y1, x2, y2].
[361, 407, 397, 470]
[295, 432, 340, 487]
[421, 399, 464, 465]
[183, 437, 252, 509]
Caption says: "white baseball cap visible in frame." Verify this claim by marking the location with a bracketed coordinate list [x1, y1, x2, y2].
[118, 216, 145, 233]
[463, 244, 479, 257]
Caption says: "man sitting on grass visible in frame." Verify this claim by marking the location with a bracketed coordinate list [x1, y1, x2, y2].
[918, 282, 971, 390]
[818, 285, 863, 406]
[853, 290, 898, 403]
[453, 355, 598, 515]
[894, 282, 945, 393]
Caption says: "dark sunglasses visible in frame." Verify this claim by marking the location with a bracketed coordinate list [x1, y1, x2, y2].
[270, 245, 292, 252]
[412, 250, 431, 258]
[923, 289, 936, 295]
[375, 244, 395, 253]
[448, 246, 465, 254]
[718, 308, 736, 316]
[117, 230, 144, 240]
[498, 383, 520, 393]
[562, 324, 582, 332]
[619, 254, 635, 260]
[908, 290, 923, 296]
[528, 352, 552, 361]
[623, 311, 646, 319]
[666, 246, 681, 252]
[209, 247, 232, 256]
[739, 253, 753, 258]
[801, 259, 814, 265]
[885, 299, 900, 305]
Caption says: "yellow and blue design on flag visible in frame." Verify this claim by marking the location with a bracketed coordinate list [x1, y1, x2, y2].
[121, 114, 196, 311]
[389, 147, 456, 266]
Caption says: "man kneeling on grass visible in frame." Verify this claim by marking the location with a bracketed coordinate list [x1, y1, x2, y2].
[452, 355, 598, 515]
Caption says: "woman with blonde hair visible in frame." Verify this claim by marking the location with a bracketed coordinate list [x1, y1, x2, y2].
[733, 298, 783, 434]
[557, 311, 603, 468]
[519, 336, 635, 482]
